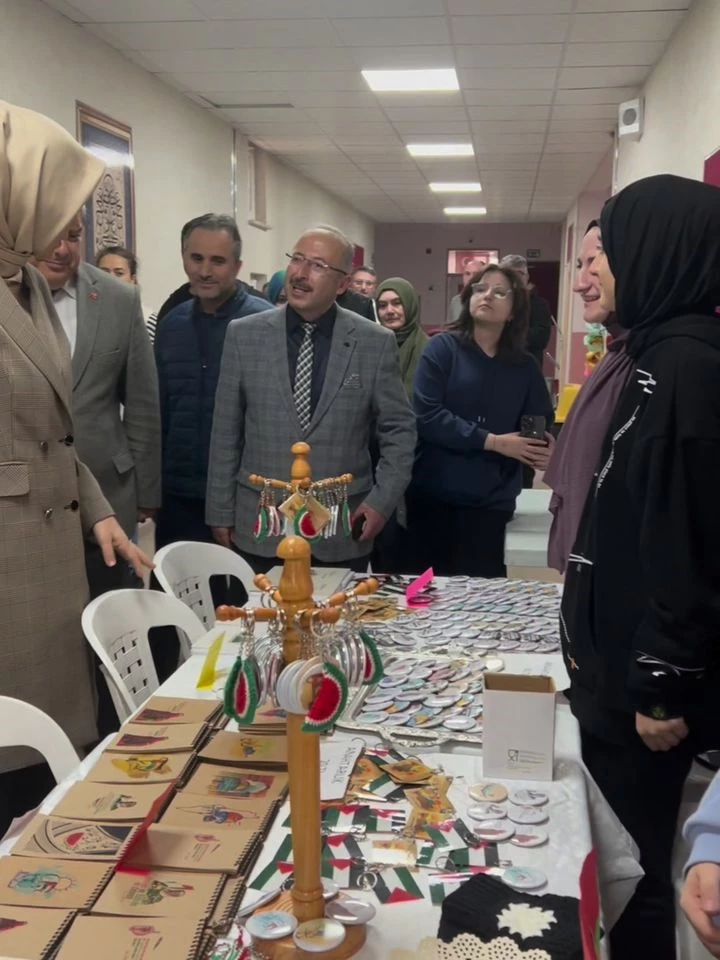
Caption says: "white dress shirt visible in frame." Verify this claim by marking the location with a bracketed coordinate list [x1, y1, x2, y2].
[52, 279, 78, 356]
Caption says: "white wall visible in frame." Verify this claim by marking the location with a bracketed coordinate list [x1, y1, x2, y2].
[616, 0, 720, 188]
[1, 0, 374, 309]
[235, 141, 375, 285]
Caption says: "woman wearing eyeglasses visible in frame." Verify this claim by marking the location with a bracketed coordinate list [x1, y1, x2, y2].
[407, 264, 554, 577]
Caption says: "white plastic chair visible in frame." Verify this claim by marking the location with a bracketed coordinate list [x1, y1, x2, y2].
[0, 697, 80, 783]
[81, 588, 205, 722]
[153, 541, 257, 628]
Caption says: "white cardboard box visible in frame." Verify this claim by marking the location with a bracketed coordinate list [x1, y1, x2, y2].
[482, 673, 556, 782]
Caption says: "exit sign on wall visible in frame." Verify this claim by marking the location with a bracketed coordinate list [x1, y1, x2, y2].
[526, 248, 541, 259]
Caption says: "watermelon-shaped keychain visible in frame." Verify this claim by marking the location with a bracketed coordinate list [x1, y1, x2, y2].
[224, 656, 259, 725]
[302, 661, 349, 734]
[293, 506, 321, 543]
[253, 507, 269, 542]
[358, 629, 384, 685]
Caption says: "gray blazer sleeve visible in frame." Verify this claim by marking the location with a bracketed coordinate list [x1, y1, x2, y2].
[205, 326, 246, 526]
[364, 333, 416, 518]
[122, 287, 162, 510]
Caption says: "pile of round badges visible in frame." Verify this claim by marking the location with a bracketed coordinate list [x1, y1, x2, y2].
[353, 657, 498, 736]
[245, 897, 376, 952]
[466, 782, 551, 879]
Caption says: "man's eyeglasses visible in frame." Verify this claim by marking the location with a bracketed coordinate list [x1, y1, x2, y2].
[286, 252, 348, 276]
[471, 283, 513, 300]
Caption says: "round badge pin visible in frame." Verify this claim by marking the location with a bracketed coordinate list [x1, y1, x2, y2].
[507, 805, 549, 825]
[502, 866, 548, 891]
[483, 657, 505, 673]
[425, 694, 459, 709]
[383, 712, 411, 726]
[469, 782, 508, 803]
[325, 897, 376, 926]
[510, 828, 548, 848]
[293, 918, 346, 952]
[245, 911, 298, 940]
[443, 716, 477, 732]
[472, 819, 515, 842]
[384, 662, 408, 677]
[322, 879, 340, 901]
[467, 803, 507, 821]
[509, 789, 549, 807]
[378, 676, 404, 689]
[355, 711, 387, 725]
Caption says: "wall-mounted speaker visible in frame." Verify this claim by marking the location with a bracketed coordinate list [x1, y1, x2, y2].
[618, 97, 644, 141]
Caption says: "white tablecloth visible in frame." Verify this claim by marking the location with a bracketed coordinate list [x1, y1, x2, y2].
[6, 643, 641, 958]
[506, 488, 553, 568]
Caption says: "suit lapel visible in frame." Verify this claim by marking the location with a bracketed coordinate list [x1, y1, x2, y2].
[0, 273, 72, 418]
[269, 307, 302, 429]
[309, 310, 357, 432]
[72, 264, 100, 386]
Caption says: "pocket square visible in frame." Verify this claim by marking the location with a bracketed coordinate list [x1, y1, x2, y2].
[343, 373, 361, 388]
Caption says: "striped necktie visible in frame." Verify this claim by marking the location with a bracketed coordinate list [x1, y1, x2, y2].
[293, 321, 315, 431]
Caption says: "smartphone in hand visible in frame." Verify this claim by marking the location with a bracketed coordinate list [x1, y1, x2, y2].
[520, 415, 547, 441]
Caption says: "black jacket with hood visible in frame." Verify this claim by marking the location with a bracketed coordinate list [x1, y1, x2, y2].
[561, 175, 720, 746]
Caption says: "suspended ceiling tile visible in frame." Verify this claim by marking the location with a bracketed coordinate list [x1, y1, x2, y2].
[558, 65, 649, 88]
[455, 44, 563, 69]
[460, 68, 558, 90]
[448, 0, 572, 14]
[553, 86, 639, 104]
[471, 119, 548, 134]
[391, 122, 472, 136]
[347, 45, 455, 70]
[331, 18, 452, 46]
[292, 92, 379, 108]
[59, 0, 202, 20]
[375, 91, 464, 109]
[563, 40, 667, 68]
[304, 106, 388, 123]
[551, 103, 621, 121]
[84, 18, 341, 50]
[575, 0, 689, 10]
[450, 15, 570, 45]
[467, 104, 551, 121]
[569, 10, 686, 43]
[463, 89, 554, 106]
[185, 71, 368, 93]
[382, 105, 468, 122]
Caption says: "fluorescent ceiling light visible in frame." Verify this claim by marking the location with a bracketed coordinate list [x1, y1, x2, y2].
[444, 206, 488, 216]
[430, 182, 482, 193]
[362, 68, 459, 92]
[407, 143, 474, 158]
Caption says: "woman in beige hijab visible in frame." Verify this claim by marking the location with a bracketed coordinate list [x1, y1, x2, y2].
[0, 101, 152, 829]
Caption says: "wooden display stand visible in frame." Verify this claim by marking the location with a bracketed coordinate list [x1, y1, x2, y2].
[217, 443, 378, 959]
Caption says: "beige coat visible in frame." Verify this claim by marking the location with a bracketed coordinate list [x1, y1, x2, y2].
[0, 266, 112, 771]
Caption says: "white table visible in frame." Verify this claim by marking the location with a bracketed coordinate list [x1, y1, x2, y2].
[505, 488, 553, 568]
[9, 643, 641, 958]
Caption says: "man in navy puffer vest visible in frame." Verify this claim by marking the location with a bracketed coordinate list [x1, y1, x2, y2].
[154, 214, 269, 552]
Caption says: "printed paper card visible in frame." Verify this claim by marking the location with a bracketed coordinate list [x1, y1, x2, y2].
[91, 868, 225, 919]
[106, 722, 206, 754]
[133, 697, 222, 726]
[122, 824, 260, 875]
[198, 731, 288, 768]
[51, 782, 170, 822]
[0, 857, 113, 910]
[320, 739, 363, 801]
[162, 794, 277, 834]
[0, 905, 74, 960]
[86, 751, 195, 785]
[54, 915, 207, 960]
[12, 817, 137, 862]
[210, 875, 247, 929]
[183, 765, 287, 803]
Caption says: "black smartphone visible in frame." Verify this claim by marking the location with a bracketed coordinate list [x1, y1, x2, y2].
[520, 415, 547, 440]
[351, 515, 366, 541]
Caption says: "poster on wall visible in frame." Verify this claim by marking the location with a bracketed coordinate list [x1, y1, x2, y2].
[703, 148, 720, 188]
[76, 102, 135, 261]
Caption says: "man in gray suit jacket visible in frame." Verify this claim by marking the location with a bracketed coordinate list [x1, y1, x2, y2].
[206, 225, 416, 570]
[35, 215, 161, 596]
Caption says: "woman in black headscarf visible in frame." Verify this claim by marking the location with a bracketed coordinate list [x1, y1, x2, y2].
[560, 174, 720, 960]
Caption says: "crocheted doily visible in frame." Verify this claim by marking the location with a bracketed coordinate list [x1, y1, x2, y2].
[388, 934, 552, 960]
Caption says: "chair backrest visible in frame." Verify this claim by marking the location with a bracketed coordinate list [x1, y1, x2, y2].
[81, 589, 206, 721]
[0, 697, 80, 783]
[153, 541, 257, 628]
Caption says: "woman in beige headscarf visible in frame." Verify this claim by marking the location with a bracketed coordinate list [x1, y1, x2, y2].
[0, 101, 152, 828]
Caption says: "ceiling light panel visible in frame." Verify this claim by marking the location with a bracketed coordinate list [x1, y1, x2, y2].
[429, 182, 483, 192]
[362, 68, 459, 92]
[407, 143, 474, 157]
